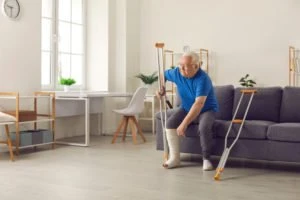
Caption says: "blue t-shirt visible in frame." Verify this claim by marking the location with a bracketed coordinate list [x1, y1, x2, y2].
[165, 67, 219, 113]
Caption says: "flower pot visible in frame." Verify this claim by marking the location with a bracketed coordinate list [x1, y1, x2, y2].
[143, 82, 159, 95]
[64, 85, 70, 92]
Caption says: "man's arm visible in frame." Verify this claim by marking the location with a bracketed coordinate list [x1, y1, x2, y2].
[156, 69, 173, 99]
[177, 96, 207, 136]
[156, 76, 167, 99]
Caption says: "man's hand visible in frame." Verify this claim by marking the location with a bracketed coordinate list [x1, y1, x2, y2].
[177, 123, 187, 137]
[155, 86, 166, 100]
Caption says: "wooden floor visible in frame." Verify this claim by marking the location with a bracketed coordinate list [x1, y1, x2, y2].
[0, 135, 300, 200]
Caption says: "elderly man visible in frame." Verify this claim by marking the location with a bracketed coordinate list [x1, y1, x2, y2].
[157, 51, 219, 170]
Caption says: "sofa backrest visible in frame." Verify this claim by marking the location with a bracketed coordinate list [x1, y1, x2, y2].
[233, 87, 282, 122]
[214, 85, 234, 120]
[280, 87, 300, 122]
[174, 85, 234, 120]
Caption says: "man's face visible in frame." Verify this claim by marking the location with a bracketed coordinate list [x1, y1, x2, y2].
[179, 56, 198, 78]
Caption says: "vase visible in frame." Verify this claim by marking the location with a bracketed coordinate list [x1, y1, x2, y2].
[64, 85, 70, 92]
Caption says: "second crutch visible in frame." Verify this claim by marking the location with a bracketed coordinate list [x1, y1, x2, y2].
[214, 89, 257, 181]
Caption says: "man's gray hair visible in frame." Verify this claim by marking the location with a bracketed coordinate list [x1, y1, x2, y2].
[182, 51, 202, 67]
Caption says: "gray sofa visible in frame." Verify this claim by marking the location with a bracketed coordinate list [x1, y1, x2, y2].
[156, 85, 300, 163]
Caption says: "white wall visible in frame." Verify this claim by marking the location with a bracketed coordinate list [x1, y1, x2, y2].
[86, 0, 109, 91]
[101, 0, 141, 134]
[108, 0, 140, 93]
[125, 0, 141, 92]
[108, 0, 127, 92]
[0, 0, 41, 94]
[139, 0, 300, 87]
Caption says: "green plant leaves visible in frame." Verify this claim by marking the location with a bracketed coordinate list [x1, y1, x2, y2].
[239, 74, 256, 88]
[249, 80, 256, 84]
[60, 78, 76, 86]
[135, 72, 158, 85]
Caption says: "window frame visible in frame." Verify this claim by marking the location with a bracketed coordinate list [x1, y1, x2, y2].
[41, 0, 86, 90]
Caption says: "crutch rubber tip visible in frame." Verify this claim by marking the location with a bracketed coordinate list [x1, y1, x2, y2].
[214, 174, 221, 181]
[214, 169, 223, 181]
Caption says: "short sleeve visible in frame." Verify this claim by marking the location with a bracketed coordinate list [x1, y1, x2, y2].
[195, 76, 211, 97]
[164, 68, 176, 82]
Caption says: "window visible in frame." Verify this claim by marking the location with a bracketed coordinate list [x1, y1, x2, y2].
[41, 0, 85, 89]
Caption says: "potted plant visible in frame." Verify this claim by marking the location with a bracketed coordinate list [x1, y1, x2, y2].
[135, 72, 158, 86]
[239, 74, 256, 87]
[59, 77, 76, 92]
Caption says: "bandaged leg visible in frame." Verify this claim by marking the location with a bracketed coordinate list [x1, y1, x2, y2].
[163, 129, 180, 169]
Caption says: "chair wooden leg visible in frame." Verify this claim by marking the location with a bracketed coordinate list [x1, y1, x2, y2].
[129, 117, 137, 144]
[5, 125, 14, 161]
[122, 117, 129, 141]
[132, 116, 146, 143]
[112, 116, 126, 144]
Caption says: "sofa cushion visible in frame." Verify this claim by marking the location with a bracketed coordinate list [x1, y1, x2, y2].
[267, 123, 300, 142]
[233, 87, 282, 122]
[214, 85, 234, 120]
[280, 87, 300, 122]
[214, 120, 275, 139]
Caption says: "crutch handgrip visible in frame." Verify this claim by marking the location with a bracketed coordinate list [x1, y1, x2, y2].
[232, 119, 243, 124]
[240, 89, 257, 94]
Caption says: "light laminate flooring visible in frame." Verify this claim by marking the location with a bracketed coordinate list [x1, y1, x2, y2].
[0, 135, 299, 200]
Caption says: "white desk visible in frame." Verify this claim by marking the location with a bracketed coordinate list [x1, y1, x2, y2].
[53, 91, 132, 147]
[52, 91, 160, 147]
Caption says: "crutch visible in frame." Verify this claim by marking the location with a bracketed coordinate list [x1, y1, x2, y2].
[155, 43, 169, 161]
[214, 89, 257, 181]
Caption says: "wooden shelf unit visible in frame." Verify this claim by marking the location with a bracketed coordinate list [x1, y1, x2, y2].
[289, 46, 300, 86]
[0, 92, 56, 154]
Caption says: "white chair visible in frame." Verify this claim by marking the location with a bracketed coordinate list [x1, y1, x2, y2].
[111, 86, 148, 144]
[0, 111, 16, 161]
